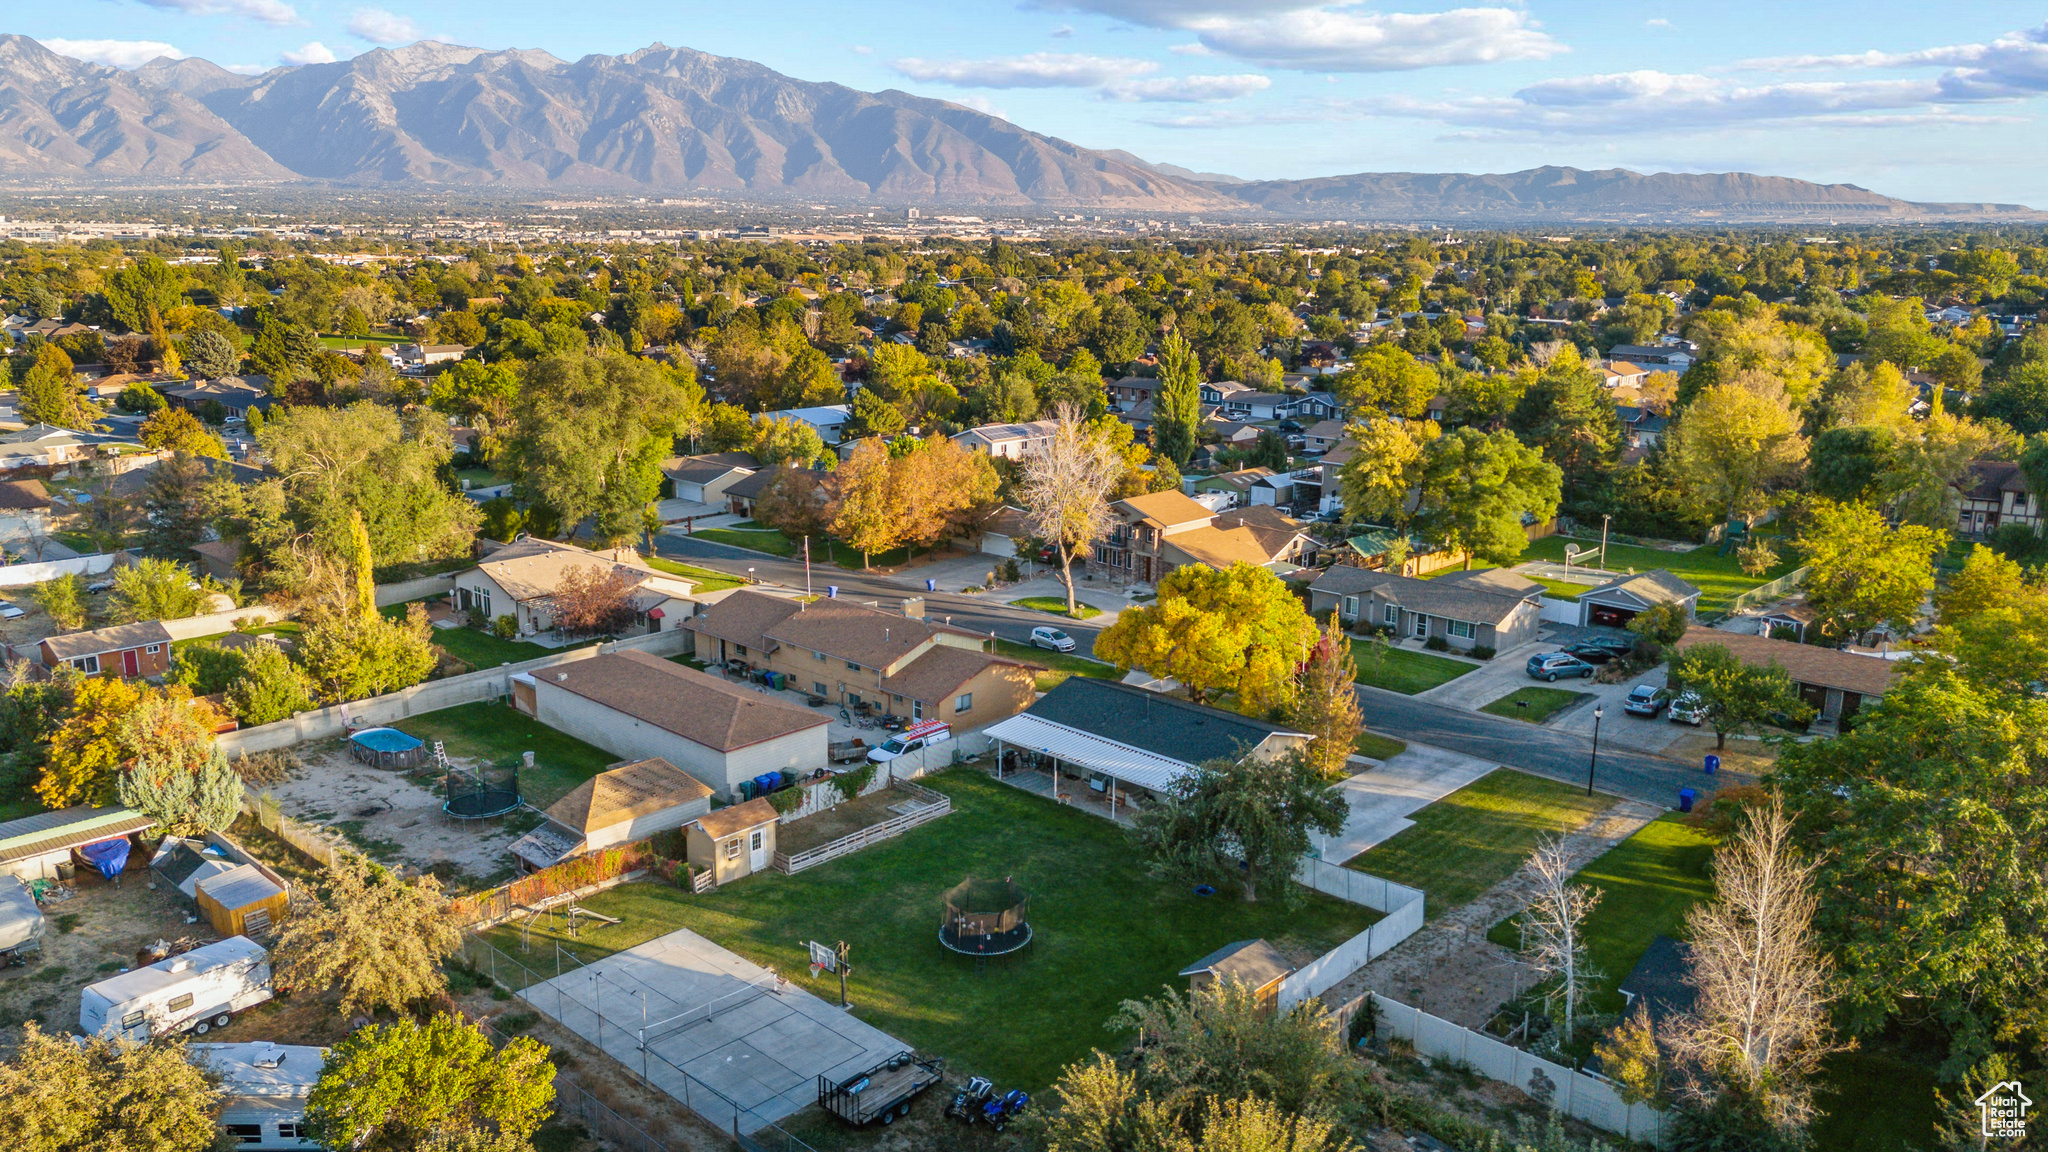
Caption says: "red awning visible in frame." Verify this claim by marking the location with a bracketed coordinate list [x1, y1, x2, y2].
[646, 608, 664, 619]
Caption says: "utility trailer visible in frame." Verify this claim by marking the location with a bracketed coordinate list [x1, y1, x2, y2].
[79, 936, 271, 1040]
[817, 1051, 944, 1127]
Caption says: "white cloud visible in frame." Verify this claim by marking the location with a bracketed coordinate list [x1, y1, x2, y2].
[957, 94, 1010, 120]
[892, 52, 1156, 88]
[1645, 18, 1671, 28]
[137, 0, 301, 27]
[851, 46, 873, 55]
[282, 41, 340, 65]
[1736, 21, 2048, 101]
[1026, 0, 1314, 25]
[40, 38, 185, 69]
[1104, 73, 1272, 101]
[1051, 24, 1075, 38]
[1169, 42, 1214, 55]
[1187, 6, 1566, 72]
[348, 8, 421, 45]
[224, 62, 269, 75]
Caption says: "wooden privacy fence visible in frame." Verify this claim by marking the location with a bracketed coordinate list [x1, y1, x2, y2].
[451, 844, 685, 926]
[244, 791, 346, 868]
[773, 779, 952, 875]
[1276, 857, 1427, 1011]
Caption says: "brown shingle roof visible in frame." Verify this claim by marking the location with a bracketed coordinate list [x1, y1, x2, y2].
[1116, 489, 1215, 529]
[690, 590, 984, 673]
[42, 620, 173, 661]
[0, 479, 51, 510]
[1179, 938, 1295, 988]
[540, 650, 827, 751]
[662, 452, 758, 485]
[1672, 627, 1896, 697]
[545, 758, 712, 835]
[469, 538, 680, 603]
[980, 505, 1030, 539]
[691, 796, 780, 840]
[880, 646, 1035, 704]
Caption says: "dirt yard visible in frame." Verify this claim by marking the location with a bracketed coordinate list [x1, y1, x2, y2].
[262, 740, 537, 888]
[1664, 732, 1778, 780]
[0, 868, 226, 1056]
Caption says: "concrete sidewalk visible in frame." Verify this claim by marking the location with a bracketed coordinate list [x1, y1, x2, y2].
[1317, 742, 1499, 864]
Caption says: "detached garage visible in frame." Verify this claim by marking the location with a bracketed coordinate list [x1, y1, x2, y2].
[1577, 570, 1700, 629]
[522, 650, 829, 800]
[510, 758, 715, 871]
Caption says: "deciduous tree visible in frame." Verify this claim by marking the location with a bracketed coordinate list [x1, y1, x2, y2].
[297, 603, 437, 705]
[1664, 376, 1808, 525]
[1668, 643, 1809, 749]
[1290, 615, 1363, 780]
[508, 349, 684, 542]
[1097, 562, 1318, 715]
[1796, 498, 1946, 641]
[110, 555, 206, 622]
[548, 563, 637, 638]
[1131, 750, 1348, 904]
[827, 438, 905, 567]
[1514, 834, 1603, 1046]
[0, 1021, 224, 1152]
[1336, 343, 1438, 417]
[305, 1013, 553, 1152]
[1018, 403, 1122, 613]
[1339, 417, 1436, 528]
[1416, 427, 1562, 568]
[32, 574, 87, 631]
[1152, 331, 1202, 468]
[17, 344, 93, 428]
[274, 852, 462, 1017]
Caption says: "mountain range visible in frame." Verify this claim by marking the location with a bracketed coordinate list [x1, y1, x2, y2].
[0, 35, 2036, 222]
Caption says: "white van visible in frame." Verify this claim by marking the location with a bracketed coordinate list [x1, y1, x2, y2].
[80, 936, 272, 1040]
[867, 720, 952, 764]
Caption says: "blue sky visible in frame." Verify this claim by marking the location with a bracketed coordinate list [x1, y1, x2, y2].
[21, 2, 2048, 204]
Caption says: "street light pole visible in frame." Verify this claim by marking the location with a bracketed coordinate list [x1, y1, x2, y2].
[1586, 705, 1604, 796]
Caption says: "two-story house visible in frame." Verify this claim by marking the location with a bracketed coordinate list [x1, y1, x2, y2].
[1105, 376, 1159, 410]
[1089, 491, 1314, 585]
[685, 591, 1040, 729]
[1200, 380, 1289, 421]
[1956, 459, 2040, 539]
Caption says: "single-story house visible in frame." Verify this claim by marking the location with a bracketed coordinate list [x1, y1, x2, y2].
[40, 620, 174, 679]
[510, 757, 714, 871]
[983, 677, 1310, 809]
[1607, 344, 1695, 370]
[1105, 375, 1159, 409]
[1294, 391, 1342, 422]
[976, 505, 1032, 558]
[1310, 566, 1543, 652]
[1302, 419, 1346, 454]
[519, 650, 829, 799]
[396, 343, 467, 369]
[1201, 380, 1287, 421]
[1670, 627, 1896, 723]
[1210, 421, 1263, 448]
[1599, 361, 1651, 389]
[0, 424, 137, 475]
[662, 451, 758, 505]
[0, 479, 52, 539]
[767, 405, 852, 445]
[454, 538, 696, 638]
[1181, 938, 1295, 1015]
[1615, 935, 1696, 1029]
[1576, 570, 1700, 629]
[186, 1042, 325, 1151]
[1756, 600, 1820, 642]
[164, 377, 274, 419]
[686, 796, 780, 885]
[0, 805, 153, 882]
[1188, 467, 1275, 509]
[952, 419, 1061, 460]
[722, 468, 778, 517]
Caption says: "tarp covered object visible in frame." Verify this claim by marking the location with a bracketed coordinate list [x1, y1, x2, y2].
[77, 837, 130, 879]
[0, 876, 43, 952]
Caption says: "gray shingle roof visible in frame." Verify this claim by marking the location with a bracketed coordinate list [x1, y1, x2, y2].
[1309, 567, 1540, 626]
[1023, 678, 1302, 766]
[1583, 569, 1700, 606]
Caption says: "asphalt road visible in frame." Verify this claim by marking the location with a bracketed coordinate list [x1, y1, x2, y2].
[659, 533, 1725, 809]
[655, 532, 1110, 650]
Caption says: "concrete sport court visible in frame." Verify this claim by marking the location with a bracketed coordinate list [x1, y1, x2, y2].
[520, 928, 907, 1134]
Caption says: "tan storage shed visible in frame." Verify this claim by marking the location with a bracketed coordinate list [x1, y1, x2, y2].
[196, 865, 289, 938]
[685, 798, 780, 886]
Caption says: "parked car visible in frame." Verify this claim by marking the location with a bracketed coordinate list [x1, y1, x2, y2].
[1562, 642, 1620, 665]
[1525, 652, 1595, 682]
[1578, 635, 1636, 658]
[85, 579, 115, 594]
[1668, 691, 1708, 726]
[0, 602, 23, 620]
[1277, 419, 1304, 433]
[868, 721, 952, 764]
[1622, 684, 1671, 717]
[1030, 625, 1076, 653]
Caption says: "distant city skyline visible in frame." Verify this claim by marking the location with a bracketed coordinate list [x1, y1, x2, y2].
[19, 4, 2048, 204]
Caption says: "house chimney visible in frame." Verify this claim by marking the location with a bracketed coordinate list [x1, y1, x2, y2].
[900, 596, 925, 620]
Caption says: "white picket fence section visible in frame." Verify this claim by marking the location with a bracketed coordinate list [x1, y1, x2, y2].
[1371, 993, 1669, 1144]
[1276, 858, 1426, 1011]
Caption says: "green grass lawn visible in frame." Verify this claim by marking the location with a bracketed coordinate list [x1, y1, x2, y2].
[1353, 731, 1409, 761]
[0, 795, 42, 823]
[479, 770, 1379, 1091]
[1348, 639, 1475, 695]
[1481, 687, 1591, 724]
[372, 603, 570, 668]
[1009, 595, 1102, 620]
[453, 467, 507, 488]
[644, 555, 744, 593]
[398, 701, 619, 809]
[694, 526, 798, 557]
[170, 622, 302, 656]
[1486, 815, 1718, 1016]
[319, 332, 408, 348]
[1520, 535, 1799, 614]
[993, 638, 1115, 691]
[1344, 768, 1613, 914]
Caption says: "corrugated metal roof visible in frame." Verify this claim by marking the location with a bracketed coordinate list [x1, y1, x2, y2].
[983, 713, 1193, 794]
[0, 807, 153, 864]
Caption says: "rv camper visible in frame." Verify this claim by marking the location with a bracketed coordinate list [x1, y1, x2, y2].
[0, 876, 43, 966]
[79, 936, 271, 1040]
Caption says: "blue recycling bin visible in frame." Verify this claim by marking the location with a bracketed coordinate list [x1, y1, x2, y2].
[1678, 787, 1697, 813]
[1704, 754, 1720, 775]
[827, 586, 838, 598]
[926, 579, 937, 592]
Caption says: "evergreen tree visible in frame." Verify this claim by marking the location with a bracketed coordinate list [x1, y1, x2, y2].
[1152, 331, 1202, 468]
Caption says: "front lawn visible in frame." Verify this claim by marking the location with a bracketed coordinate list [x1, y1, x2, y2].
[481, 770, 1379, 1092]
[1348, 639, 1475, 695]
[693, 525, 797, 557]
[1481, 687, 1591, 724]
[1520, 535, 1799, 614]
[1009, 595, 1102, 620]
[1485, 815, 1718, 1016]
[1353, 731, 1409, 761]
[1344, 768, 1613, 914]
[643, 555, 744, 593]
[398, 700, 620, 809]
[992, 639, 1116, 691]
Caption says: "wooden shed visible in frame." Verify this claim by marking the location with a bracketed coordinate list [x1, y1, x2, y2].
[195, 865, 289, 938]
[1180, 939, 1296, 1015]
[685, 797, 780, 886]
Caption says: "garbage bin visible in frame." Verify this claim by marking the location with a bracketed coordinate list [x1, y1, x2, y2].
[1704, 754, 1720, 775]
[827, 586, 838, 598]
[55, 861, 75, 882]
[1677, 787, 1697, 813]
[926, 579, 937, 592]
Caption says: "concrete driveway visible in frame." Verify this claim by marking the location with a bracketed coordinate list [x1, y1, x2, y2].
[1317, 742, 1500, 864]
[1414, 637, 1554, 709]
[1551, 671, 1695, 753]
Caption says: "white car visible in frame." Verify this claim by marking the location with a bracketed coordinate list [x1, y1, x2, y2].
[0, 602, 23, 620]
[1668, 691, 1707, 727]
[1030, 625, 1076, 652]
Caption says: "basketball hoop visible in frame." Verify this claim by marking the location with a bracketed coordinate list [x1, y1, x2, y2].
[809, 963, 825, 979]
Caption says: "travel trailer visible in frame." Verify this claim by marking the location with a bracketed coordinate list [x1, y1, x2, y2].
[79, 936, 271, 1039]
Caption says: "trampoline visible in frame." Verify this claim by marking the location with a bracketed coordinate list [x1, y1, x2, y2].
[939, 877, 1032, 961]
[443, 762, 523, 820]
[349, 727, 426, 770]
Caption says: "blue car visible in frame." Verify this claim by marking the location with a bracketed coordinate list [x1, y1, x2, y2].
[1525, 652, 1596, 682]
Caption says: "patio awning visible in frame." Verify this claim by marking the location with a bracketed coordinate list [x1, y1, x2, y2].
[646, 608, 664, 619]
[982, 713, 1193, 794]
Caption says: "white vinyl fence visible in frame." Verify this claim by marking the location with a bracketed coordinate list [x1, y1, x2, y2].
[375, 574, 458, 607]
[1537, 595, 1583, 625]
[160, 605, 289, 641]
[1276, 858, 1426, 1011]
[0, 552, 122, 587]
[1371, 993, 1668, 1144]
[215, 629, 693, 757]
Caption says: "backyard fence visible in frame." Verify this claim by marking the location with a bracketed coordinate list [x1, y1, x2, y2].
[1276, 858, 1427, 1011]
[1537, 596, 1582, 625]
[1726, 565, 1810, 616]
[0, 550, 123, 587]
[453, 849, 676, 927]
[374, 573, 457, 607]
[774, 765, 892, 824]
[552, 1079, 684, 1152]
[242, 790, 347, 868]
[772, 779, 953, 875]
[215, 628, 693, 757]
[1369, 993, 1668, 1144]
